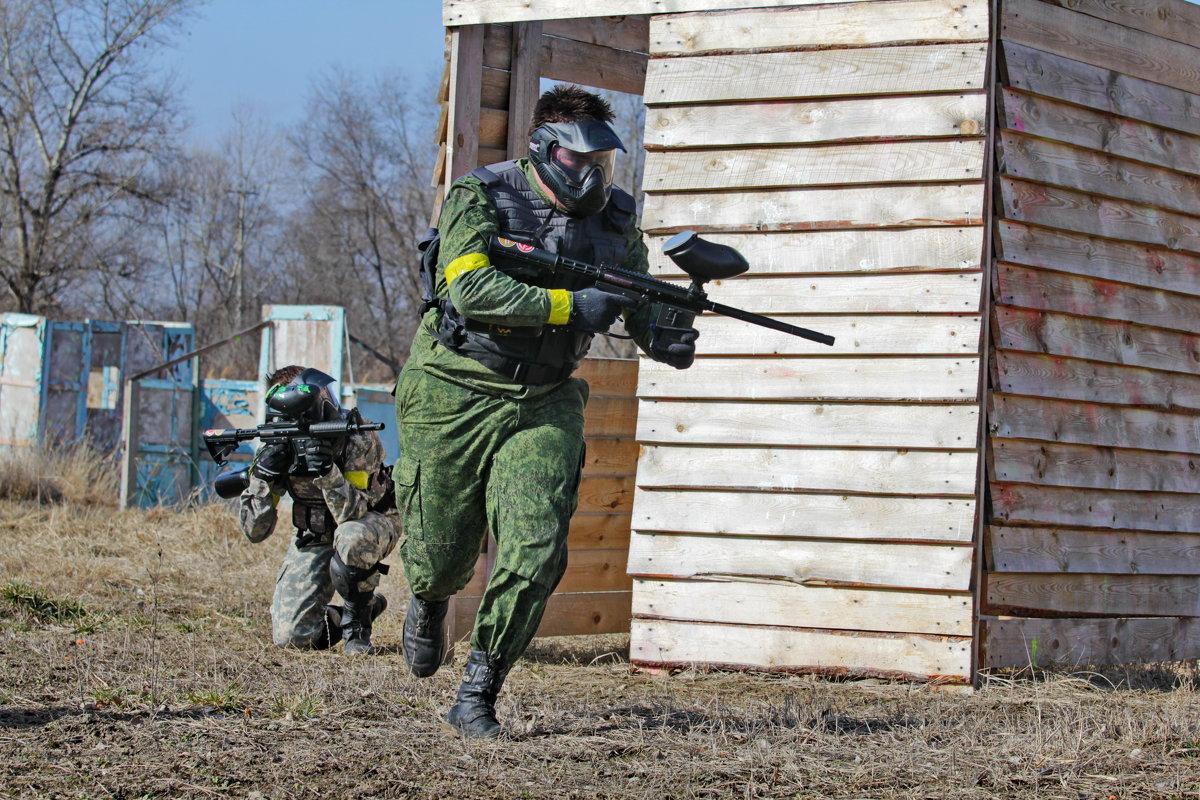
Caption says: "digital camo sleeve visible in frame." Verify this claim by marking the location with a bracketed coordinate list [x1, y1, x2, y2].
[314, 430, 387, 524]
[239, 475, 281, 543]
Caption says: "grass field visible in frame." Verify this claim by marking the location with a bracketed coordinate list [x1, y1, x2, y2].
[2, 449, 1200, 799]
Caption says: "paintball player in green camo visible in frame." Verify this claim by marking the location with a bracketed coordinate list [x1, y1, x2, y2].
[394, 85, 700, 738]
[240, 365, 399, 655]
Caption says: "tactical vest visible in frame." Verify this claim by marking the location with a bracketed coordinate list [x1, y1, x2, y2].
[433, 160, 636, 385]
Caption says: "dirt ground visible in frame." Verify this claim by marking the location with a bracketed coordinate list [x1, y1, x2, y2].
[2, 458, 1200, 799]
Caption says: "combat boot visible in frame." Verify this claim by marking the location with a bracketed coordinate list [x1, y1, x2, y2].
[341, 592, 387, 655]
[403, 593, 449, 677]
[445, 649, 512, 739]
[312, 604, 342, 650]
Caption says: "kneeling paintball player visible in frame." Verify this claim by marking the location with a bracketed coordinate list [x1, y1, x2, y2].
[239, 365, 399, 654]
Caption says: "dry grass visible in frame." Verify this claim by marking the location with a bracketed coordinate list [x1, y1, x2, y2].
[0, 443, 119, 506]
[2, 449, 1200, 799]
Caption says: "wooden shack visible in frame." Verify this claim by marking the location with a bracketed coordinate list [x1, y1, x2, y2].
[436, 0, 1200, 685]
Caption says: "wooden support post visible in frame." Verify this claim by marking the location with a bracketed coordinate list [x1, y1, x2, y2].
[507, 21, 544, 159]
[448, 25, 484, 183]
[118, 378, 139, 510]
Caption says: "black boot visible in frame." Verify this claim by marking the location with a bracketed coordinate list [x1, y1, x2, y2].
[445, 649, 512, 739]
[312, 604, 342, 650]
[341, 592, 387, 655]
[403, 593, 449, 677]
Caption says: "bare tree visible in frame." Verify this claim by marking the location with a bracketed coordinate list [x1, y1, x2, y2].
[0, 0, 193, 315]
[285, 68, 437, 379]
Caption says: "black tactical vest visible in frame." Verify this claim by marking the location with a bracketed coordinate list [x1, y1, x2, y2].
[434, 160, 636, 385]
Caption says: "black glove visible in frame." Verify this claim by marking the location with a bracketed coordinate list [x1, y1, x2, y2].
[251, 442, 290, 481]
[569, 287, 636, 332]
[301, 438, 335, 476]
[650, 327, 699, 370]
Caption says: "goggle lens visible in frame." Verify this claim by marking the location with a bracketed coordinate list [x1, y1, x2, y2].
[550, 145, 615, 185]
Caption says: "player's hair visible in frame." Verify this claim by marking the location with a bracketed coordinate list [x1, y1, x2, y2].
[266, 364, 305, 387]
[528, 85, 614, 138]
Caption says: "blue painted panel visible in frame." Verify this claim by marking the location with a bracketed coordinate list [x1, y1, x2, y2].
[353, 387, 399, 466]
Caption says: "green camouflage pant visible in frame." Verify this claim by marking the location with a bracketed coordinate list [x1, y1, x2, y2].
[393, 365, 588, 662]
[271, 510, 400, 648]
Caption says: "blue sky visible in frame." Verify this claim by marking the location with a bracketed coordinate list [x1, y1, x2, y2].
[158, 0, 446, 143]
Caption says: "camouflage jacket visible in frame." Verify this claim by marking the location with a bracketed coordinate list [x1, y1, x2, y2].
[404, 158, 657, 397]
[239, 427, 390, 544]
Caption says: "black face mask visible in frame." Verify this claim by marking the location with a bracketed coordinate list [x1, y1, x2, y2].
[529, 120, 625, 217]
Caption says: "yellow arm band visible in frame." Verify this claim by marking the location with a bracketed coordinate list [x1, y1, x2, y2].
[444, 253, 490, 286]
[547, 289, 572, 325]
[344, 470, 369, 490]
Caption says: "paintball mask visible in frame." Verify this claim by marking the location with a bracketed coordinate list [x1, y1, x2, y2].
[264, 368, 343, 424]
[529, 119, 625, 217]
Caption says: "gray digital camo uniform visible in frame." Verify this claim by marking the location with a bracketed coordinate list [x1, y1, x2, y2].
[239, 428, 399, 648]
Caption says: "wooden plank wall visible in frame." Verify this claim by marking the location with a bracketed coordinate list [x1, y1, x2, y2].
[447, 357, 640, 642]
[630, 0, 990, 683]
[430, 17, 650, 223]
[980, 0, 1200, 669]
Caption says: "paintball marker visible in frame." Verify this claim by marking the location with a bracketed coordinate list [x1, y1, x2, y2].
[202, 382, 384, 499]
[490, 232, 835, 346]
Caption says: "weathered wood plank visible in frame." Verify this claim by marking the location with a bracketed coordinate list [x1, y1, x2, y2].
[1000, 178, 1200, 255]
[1002, 41, 1200, 137]
[632, 489, 977, 542]
[645, 94, 986, 148]
[478, 106, 508, 150]
[543, 16, 649, 53]
[990, 393, 1200, 453]
[993, 305, 1200, 376]
[582, 396, 637, 439]
[999, 89, 1200, 178]
[667, 271, 982, 314]
[980, 616, 1200, 669]
[644, 140, 985, 191]
[646, 228, 984, 277]
[637, 401, 978, 448]
[581, 438, 639, 478]
[543, 32, 648, 95]
[447, 0, 949, 27]
[1034, 0, 1200, 51]
[477, 147, 506, 168]
[636, 445, 978, 495]
[990, 481, 1200, 533]
[996, 262, 1200, 334]
[448, 26, 484, 183]
[1002, 0, 1200, 96]
[506, 22, 542, 159]
[644, 44, 988, 105]
[991, 438, 1200, 494]
[651, 0, 987, 56]
[638, 356, 981, 401]
[555, 548, 633, 594]
[631, 618, 971, 681]
[999, 130, 1200, 217]
[690, 314, 981, 356]
[577, 357, 638, 395]
[480, 66, 509, 108]
[996, 220, 1200, 297]
[987, 525, 1200, 575]
[455, 591, 631, 638]
[628, 532, 974, 591]
[634, 578, 972, 636]
[984, 572, 1200, 617]
[992, 349, 1200, 410]
[568, 512, 632, 550]
[643, 183, 985, 234]
[578, 475, 633, 514]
